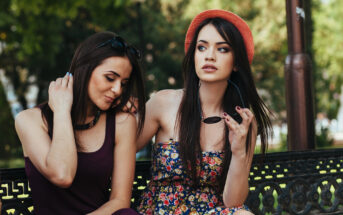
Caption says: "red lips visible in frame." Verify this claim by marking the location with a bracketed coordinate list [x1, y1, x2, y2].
[202, 64, 217, 72]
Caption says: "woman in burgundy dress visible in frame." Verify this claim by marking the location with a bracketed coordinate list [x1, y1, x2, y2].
[15, 31, 145, 215]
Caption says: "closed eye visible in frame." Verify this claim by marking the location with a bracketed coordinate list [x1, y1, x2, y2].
[105, 76, 115, 82]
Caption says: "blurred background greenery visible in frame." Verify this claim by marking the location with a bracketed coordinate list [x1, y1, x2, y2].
[0, 0, 342, 168]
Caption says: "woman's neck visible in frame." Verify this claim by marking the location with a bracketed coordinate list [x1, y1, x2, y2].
[198, 80, 227, 116]
[84, 104, 99, 121]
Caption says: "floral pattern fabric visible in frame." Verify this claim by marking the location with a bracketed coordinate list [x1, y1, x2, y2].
[137, 140, 248, 215]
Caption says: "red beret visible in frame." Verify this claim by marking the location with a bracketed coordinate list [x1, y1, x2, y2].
[184, 9, 254, 64]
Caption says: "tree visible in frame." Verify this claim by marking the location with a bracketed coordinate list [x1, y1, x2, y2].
[0, 82, 20, 159]
[0, 0, 132, 109]
[313, 0, 343, 119]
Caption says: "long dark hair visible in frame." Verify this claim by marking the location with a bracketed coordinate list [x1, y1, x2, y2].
[177, 18, 272, 191]
[40, 31, 146, 144]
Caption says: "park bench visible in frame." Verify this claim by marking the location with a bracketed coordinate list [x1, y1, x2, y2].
[1, 148, 342, 215]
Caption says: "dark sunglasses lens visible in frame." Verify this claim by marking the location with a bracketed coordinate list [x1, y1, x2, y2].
[129, 47, 141, 59]
[203, 116, 222, 124]
[111, 39, 125, 51]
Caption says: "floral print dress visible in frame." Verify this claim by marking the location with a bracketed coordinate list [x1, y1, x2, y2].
[137, 140, 248, 215]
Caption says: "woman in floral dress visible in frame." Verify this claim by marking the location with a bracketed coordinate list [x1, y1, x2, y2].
[137, 9, 272, 215]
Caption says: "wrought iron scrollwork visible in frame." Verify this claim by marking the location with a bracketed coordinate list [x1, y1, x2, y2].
[0, 178, 33, 215]
[1, 149, 342, 214]
[246, 149, 343, 215]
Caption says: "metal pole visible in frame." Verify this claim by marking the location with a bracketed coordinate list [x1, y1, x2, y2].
[285, 0, 315, 150]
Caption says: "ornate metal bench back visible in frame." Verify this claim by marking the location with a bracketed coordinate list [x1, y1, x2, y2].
[1, 149, 342, 215]
[246, 149, 343, 215]
[0, 168, 33, 215]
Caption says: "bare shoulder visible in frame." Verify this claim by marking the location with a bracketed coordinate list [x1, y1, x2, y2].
[15, 108, 45, 131]
[116, 111, 136, 123]
[15, 108, 48, 155]
[149, 89, 183, 107]
[116, 112, 136, 133]
[115, 112, 137, 146]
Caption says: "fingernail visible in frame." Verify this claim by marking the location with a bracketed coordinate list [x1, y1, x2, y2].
[69, 73, 73, 77]
[66, 72, 70, 76]
[223, 112, 227, 116]
[236, 106, 241, 110]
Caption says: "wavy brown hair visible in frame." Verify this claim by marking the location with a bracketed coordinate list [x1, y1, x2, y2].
[40, 31, 146, 145]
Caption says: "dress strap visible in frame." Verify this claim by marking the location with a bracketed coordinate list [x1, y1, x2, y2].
[104, 110, 116, 147]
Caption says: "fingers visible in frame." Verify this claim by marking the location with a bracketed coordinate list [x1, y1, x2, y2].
[222, 106, 254, 129]
[56, 77, 63, 86]
[52, 73, 73, 89]
[61, 72, 69, 87]
[122, 97, 138, 114]
[49, 81, 55, 89]
[222, 112, 239, 131]
[235, 106, 254, 126]
[128, 97, 138, 113]
[67, 73, 73, 89]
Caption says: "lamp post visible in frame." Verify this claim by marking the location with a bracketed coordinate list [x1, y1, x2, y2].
[285, 0, 315, 150]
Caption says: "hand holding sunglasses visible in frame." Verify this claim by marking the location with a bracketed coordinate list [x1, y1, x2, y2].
[198, 80, 246, 124]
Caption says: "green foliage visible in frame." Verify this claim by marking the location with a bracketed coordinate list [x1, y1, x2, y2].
[0, 158, 24, 168]
[0, 0, 290, 120]
[137, 0, 188, 93]
[276, 125, 334, 150]
[0, 82, 21, 160]
[0, 0, 132, 104]
[278, 132, 288, 152]
[313, 0, 343, 119]
[316, 127, 334, 148]
[0, 0, 342, 161]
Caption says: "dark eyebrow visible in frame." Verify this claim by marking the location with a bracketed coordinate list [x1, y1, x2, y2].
[107, 71, 130, 81]
[198, 40, 230, 46]
[107, 71, 120, 77]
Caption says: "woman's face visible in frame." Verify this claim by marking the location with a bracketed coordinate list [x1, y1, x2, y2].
[88, 56, 132, 112]
[194, 24, 235, 83]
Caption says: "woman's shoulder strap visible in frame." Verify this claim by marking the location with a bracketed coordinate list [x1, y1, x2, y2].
[105, 109, 116, 144]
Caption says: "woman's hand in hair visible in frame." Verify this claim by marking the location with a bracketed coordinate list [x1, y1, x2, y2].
[48, 73, 73, 113]
[223, 106, 255, 156]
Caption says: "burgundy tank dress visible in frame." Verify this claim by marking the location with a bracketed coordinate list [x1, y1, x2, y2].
[25, 110, 115, 214]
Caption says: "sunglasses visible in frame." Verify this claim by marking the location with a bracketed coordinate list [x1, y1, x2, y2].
[198, 80, 246, 124]
[96, 36, 141, 60]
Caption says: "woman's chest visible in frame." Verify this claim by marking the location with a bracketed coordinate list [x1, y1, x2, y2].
[75, 118, 107, 152]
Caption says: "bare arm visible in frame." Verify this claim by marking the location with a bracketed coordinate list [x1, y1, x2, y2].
[15, 74, 77, 188]
[222, 107, 257, 207]
[136, 91, 164, 152]
[87, 112, 137, 214]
